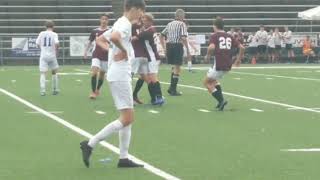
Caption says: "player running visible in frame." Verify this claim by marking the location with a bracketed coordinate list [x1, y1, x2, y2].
[84, 13, 110, 99]
[204, 18, 245, 111]
[80, 0, 145, 168]
[36, 20, 60, 96]
[132, 13, 164, 105]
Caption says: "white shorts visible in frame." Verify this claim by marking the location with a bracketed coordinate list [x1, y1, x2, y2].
[39, 57, 59, 72]
[131, 57, 149, 75]
[148, 60, 160, 74]
[109, 81, 133, 110]
[207, 67, 228, 80]
[91, 58, 108, 72]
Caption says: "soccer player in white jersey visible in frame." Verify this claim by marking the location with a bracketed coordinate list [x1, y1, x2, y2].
[80, 0, 145, 168]
[283, 26, 295, 63]
[36, 20, 60, 96]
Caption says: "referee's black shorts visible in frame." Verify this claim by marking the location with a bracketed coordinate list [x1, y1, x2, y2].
[166, 43, 184, 65]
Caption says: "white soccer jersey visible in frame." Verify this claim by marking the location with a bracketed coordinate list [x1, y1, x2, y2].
[274, 32, 282, 46]
[36, 30, 59, 59]
[248, 34, 258, 47]
[255, 30, 268, 46]
[283, 30, 293, 44]
[103, 16, 133, 82]
[267, 34, 276, 48]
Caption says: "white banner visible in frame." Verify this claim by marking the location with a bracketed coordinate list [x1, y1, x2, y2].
[70, 36, 93, 57]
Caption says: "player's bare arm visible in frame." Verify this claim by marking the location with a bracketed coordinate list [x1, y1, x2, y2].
[181, 36, 191, 60]
[110, 31, 128, 61]
[234, 44, 245, 67]
[84, 40, 93, 59]
[159, 34, 167, 56]
[205, 43, 215, 63]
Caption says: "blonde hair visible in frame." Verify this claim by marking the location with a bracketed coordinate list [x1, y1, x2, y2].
[144, 12, 154, 21]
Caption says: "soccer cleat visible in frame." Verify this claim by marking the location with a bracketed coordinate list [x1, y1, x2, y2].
[80, 141, 92, 168]
[152, 96, 165, 106]
[217, 101, 228, 111]
[133, 97, 144, 105]
[167, 89, 182, 96]
[89, 92, 97, 100]
[117, 158, 144, 168]
[40, 92, 46, 96]
[52, 91, 59, 95]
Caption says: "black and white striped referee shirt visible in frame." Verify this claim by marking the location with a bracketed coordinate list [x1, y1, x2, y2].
[161, 20, 188, 44]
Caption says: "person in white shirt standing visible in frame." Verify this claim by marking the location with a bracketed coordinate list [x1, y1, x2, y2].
[267, 29, 276, 63]
[80, 0, 146, 168]
[282, 26, 295, 63]
[247, 32, 258, 64]
[273, 27, 282, 63]
[255, 25, 268, 62]
[36, 20, 60, 96]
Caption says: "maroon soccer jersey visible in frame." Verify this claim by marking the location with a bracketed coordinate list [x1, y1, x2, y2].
[89, 28, 109, 61]
[138, 26, 160, 61]
[209, 31, 240, 71]
[132, 24, 148, 58]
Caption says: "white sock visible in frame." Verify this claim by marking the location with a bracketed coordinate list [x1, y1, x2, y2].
[40, 73, 46, 93]
[52, 74, 59, 91]
[188, 61, 192, 70]
[88, 119, 124, 148]
[119, 124, 132, 159]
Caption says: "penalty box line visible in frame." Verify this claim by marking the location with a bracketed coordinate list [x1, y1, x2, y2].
[0, 88, 180, 180]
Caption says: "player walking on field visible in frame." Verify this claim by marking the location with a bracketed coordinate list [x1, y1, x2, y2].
[160, 9, 191, 96]
[84, 13, 110, 99]
[204, 18, 245, 111]
[36, 20, 60, 96]
[80, 0, 145, 168]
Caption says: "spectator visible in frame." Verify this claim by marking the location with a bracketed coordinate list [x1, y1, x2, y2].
[273, 27, 282, 63]
[255, 25, 268, 62]
[282, 26, 295, 63]
[302, 35, 316, 63]
[267, 29, 276, 63]
[247, 32, 258, 64]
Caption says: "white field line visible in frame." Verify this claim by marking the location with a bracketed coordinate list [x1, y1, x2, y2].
[198, 109, 211, 113]
[148, 110, 159, 114]
[231, 71, 320, 82]
[27, 111, 63, 114]
[0, 88, 180, 180]
[250, 108, 264, 112]
[74, 69, 320, 114]
[281, 148, 320, 152]
[95, 111, 106, 115]
[288, 107, 320, 110]
[187, 66, 320, 70]
[58, 72, 88, 76]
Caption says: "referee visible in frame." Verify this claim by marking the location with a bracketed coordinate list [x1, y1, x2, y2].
[160, 9, 191, 96]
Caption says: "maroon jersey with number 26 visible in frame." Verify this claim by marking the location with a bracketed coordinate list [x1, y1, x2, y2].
[209, 31, 240, 71]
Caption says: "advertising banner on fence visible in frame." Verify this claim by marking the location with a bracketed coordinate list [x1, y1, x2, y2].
[11, 37, 40, 57]
[70, 36, 92, 57]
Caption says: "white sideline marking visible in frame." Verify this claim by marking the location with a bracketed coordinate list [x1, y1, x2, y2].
[198, 109, 211, 113]
[250, 108, 264, 112]
[187, 66, 320, 70]
[27, 111, 63, 114]
[233, 77, 241, 80]
[76, 79, 82, 82]
[288, 107, 320, 111]
[158, 82, 320, 114]
[281, 148, 320, 152]
[0, 88, 180, 180]
[75, 69, 320, 114]
[11, 80, 16, 83]
[148, 110, 159, 114]
[95, 111, 106, 115]
[231, 71, 320, 82]
[58, 72, 88, 76]
[266, 78, 273, 80]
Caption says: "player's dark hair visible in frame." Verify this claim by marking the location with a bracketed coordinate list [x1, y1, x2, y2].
[213, 17, 224, 30]
[100, 13, 111, 19]
[124, 0, 146, 11]
[44, 20, 55, 28]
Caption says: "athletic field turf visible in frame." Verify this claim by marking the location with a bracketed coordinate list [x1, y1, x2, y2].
[1, 64, 320, 180]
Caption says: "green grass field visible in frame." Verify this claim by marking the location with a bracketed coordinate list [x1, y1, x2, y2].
[1, 64, 320, 180]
